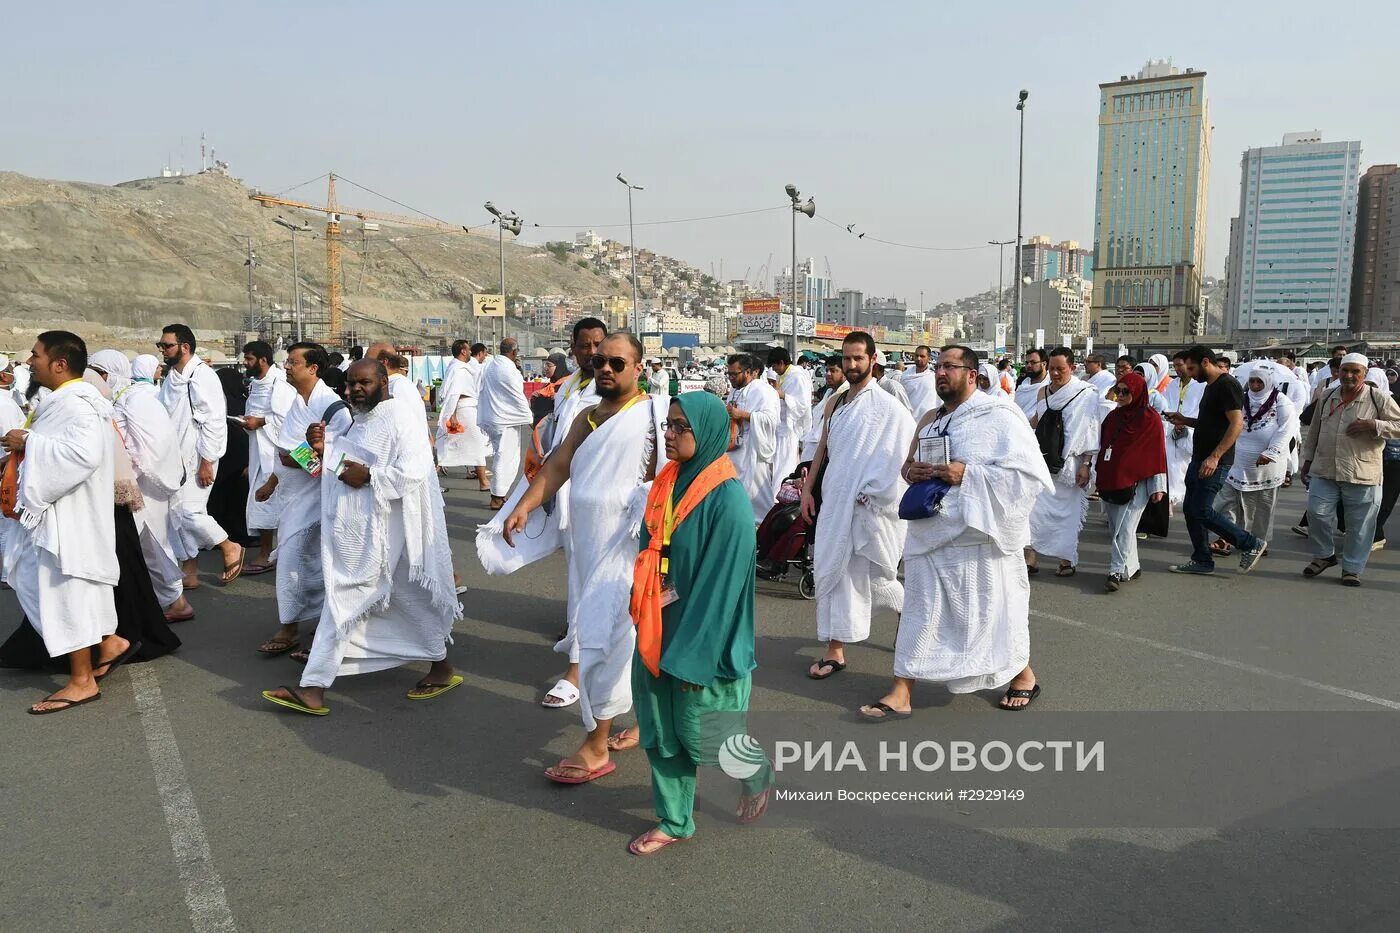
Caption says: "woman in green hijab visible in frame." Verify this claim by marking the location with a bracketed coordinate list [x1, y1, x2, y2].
[628, 391, 772, 856]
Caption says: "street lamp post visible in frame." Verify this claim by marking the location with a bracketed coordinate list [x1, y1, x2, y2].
[274, 217, 311, 342]
[1014, 89, 1028, 357]
[617, 174, 644, 323]
[484, 201, 523, 349]
[785, 183, 816, 358]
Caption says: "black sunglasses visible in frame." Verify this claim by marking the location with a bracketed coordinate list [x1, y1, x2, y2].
[589, 355, 630, 372]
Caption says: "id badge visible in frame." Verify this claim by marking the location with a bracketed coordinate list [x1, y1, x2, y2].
[1103, 448, 1113, 462]
[659, 575, 680, 607]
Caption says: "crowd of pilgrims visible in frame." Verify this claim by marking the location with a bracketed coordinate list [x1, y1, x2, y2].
[2, 320, 1397, 855]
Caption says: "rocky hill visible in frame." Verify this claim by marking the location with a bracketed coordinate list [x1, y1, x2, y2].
[0, 170, 619, 351]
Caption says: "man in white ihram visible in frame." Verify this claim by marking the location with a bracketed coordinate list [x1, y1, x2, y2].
[534, 317, 606, 711]
[492, 333, 665, 782]
[90, 349, 193, 624]
[477, 337, 533, 511]
[800, 331, 915, 680]
[725, 353, 780, 523]
[900, 345, 939, 420]
[766, 346, 812, 498]
[253, 342, 353, 657]
[1014, 348, 1050, 420]
[261, 359, 461, 716]
[1, 331, 132, 715]
[156, 323, 244, 586]
[858, 345, 1051, 719]
[1025, 347, 1100, 576]
[240, 340, 297, 576]
[435, 339, 491, 489]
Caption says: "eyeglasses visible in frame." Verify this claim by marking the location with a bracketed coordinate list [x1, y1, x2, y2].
[588, 355, 629, 372]
[661, 420, 693, 435]
[155, 341, 178, 350]
[934, 363, 973, 372]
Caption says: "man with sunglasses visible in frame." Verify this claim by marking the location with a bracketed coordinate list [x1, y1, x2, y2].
[477, 337, 534, 510]
[155, 323, 244, 587]
[497, 332, 666, 784]
[725, 353, 781, 523]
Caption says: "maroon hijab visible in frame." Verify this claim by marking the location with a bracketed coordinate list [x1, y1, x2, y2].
[1095, 373, 1166, 493]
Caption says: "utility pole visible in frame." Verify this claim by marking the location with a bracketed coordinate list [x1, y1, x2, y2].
[244, 236, 257, 334]
[1014, 89, 1029, 357]
[989, 239, 1013, 331]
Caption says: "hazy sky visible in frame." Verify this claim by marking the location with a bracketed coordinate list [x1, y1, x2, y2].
[5, 1, 1398, 306]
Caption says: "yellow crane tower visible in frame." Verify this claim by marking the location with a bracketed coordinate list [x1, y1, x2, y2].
[250, 173, 468, 340]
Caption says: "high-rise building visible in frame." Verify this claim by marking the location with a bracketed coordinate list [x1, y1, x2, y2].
[1023, 277, 1093, 343]
[774, 258, 832, 317]
[1020, 235, 1094, 283]
[1225, 132, 1361, 337]
[1090, 60, 1211, 343]
[1350, 164, 1400, 334]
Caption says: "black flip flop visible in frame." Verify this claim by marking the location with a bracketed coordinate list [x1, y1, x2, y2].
[28, 692, 102, 715]
[999, 683, 1041, 711]
[1026, 564, 1040, 575]
[93, 640, 142, 683]
[807, 658, 846, 680]
[858, 701, 912, 722]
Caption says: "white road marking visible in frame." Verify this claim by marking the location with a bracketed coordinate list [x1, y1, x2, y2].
[1031, 608, 1400, 711]
[130, 664, 238, 933]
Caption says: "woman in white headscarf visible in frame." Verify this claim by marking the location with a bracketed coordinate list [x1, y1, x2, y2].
[976, 361, 1007, 397]
[131, 354, 161, 384]
[1132, 362, 1170, 415]
[1212, 360, 1297, 556]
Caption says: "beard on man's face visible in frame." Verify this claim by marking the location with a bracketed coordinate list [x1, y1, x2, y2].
[351, 387, 386, 411]
[596, 379, 626, 401]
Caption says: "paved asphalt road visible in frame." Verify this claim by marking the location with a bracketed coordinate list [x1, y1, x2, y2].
[2, 476, 1398, 932]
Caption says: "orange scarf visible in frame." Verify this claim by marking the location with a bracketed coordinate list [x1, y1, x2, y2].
[630, 454, 737, 676]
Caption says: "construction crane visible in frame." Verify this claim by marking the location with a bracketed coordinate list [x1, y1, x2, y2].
[250, 173, 468, 340]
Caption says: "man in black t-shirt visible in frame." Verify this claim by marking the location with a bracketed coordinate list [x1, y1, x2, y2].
[1167, 346, 1266, 575]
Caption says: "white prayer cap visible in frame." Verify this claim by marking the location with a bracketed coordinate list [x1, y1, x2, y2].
[1340, 352, 1370, 369]
[874, 350, 888, 367]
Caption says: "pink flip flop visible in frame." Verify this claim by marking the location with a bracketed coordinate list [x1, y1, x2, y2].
[628, 830, 687, 856]
[544, 760, 617, 785]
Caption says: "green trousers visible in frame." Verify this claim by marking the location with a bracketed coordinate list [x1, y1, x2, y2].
[634, 660, 772, 838]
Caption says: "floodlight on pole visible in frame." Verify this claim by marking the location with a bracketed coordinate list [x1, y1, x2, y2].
[786, 183, 815, 358]
[617, 173, 644, 322]
[485, 201, 523, 347]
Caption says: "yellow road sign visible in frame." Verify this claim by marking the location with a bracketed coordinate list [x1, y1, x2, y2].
[473, 294, 505, 318]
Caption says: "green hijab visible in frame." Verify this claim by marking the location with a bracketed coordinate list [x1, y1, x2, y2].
[672, 391, 732, 501]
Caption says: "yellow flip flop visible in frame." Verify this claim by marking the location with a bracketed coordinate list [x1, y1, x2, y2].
[260, 686, 329, 716]
[406, 674, 464, 701]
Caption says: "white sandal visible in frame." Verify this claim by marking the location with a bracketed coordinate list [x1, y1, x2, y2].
[541, 679, 579, 708]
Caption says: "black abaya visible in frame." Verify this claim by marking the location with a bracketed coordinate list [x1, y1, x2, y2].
[0, 505, 181, 670]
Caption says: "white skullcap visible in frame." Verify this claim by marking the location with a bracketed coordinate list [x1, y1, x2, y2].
[874, 350, 888, 366]
[1341, 352, 1370, 369]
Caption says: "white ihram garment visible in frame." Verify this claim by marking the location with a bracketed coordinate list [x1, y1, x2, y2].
[114, 381, 186, 608]
[901, 368, 939, 420]
[1014, 375, 1050, 420]
[274, 382, 352, 625]
[1162, 376, 1205, 506]
[545, 372, 602, 663]
[814, 382, 915, 643]
[799, 387, 840, 462]
[897, 392, 1052, 690]
[562, 397, 664, 730]
[1, 381, 119, 657]
[0, 392, 24, 565]
[244, 367, 296, 532]
[1027, 379, 1100, 565]
[771, 366, 812, 499]
[435, 360, 490, 466]
[301, 399, 460, 689]
[477, 355, 533, 498]
[730, 379, 780, 523]
[158, 356, 228, 559]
